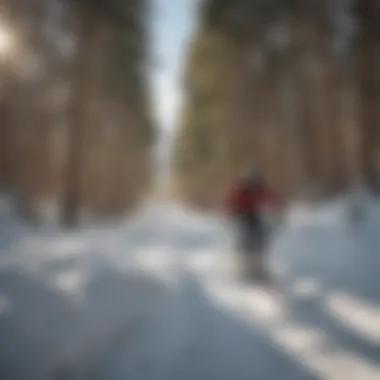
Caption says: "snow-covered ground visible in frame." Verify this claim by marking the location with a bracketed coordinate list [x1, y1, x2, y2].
[0, 197, 380, 379]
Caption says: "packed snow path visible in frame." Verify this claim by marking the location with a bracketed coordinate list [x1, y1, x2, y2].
[0, 199, 380, 379]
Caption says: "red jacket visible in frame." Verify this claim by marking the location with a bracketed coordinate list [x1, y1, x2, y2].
[226, 183, 281, 214]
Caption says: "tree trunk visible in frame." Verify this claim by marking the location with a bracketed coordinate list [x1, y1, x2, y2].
[0, 94, 12, 190]
[61, 7, 97, 227]
[355, 0, 380, 191]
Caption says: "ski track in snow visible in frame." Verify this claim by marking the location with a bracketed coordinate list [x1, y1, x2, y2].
[0, 198, 380, 379]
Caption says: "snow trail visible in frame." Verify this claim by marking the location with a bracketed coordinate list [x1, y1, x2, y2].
[0, 198, 380, 379]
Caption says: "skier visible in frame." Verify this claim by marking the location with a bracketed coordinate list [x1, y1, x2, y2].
[225, 168, 282, 281]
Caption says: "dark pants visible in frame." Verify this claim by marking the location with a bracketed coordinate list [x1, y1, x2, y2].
[235, 212, 265, 255]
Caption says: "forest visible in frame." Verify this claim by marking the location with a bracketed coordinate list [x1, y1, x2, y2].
[0, 0, 380, 222]
[173, 0, 380, 209]
[0, 0, 154, 225]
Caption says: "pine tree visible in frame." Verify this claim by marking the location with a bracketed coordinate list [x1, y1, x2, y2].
[1, 0, 154, 224]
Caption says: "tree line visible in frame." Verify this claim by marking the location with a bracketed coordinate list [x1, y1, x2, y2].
[1, 0, 379, 221]
[0, 0, 155, 225]
[173, 0, 380, 209]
